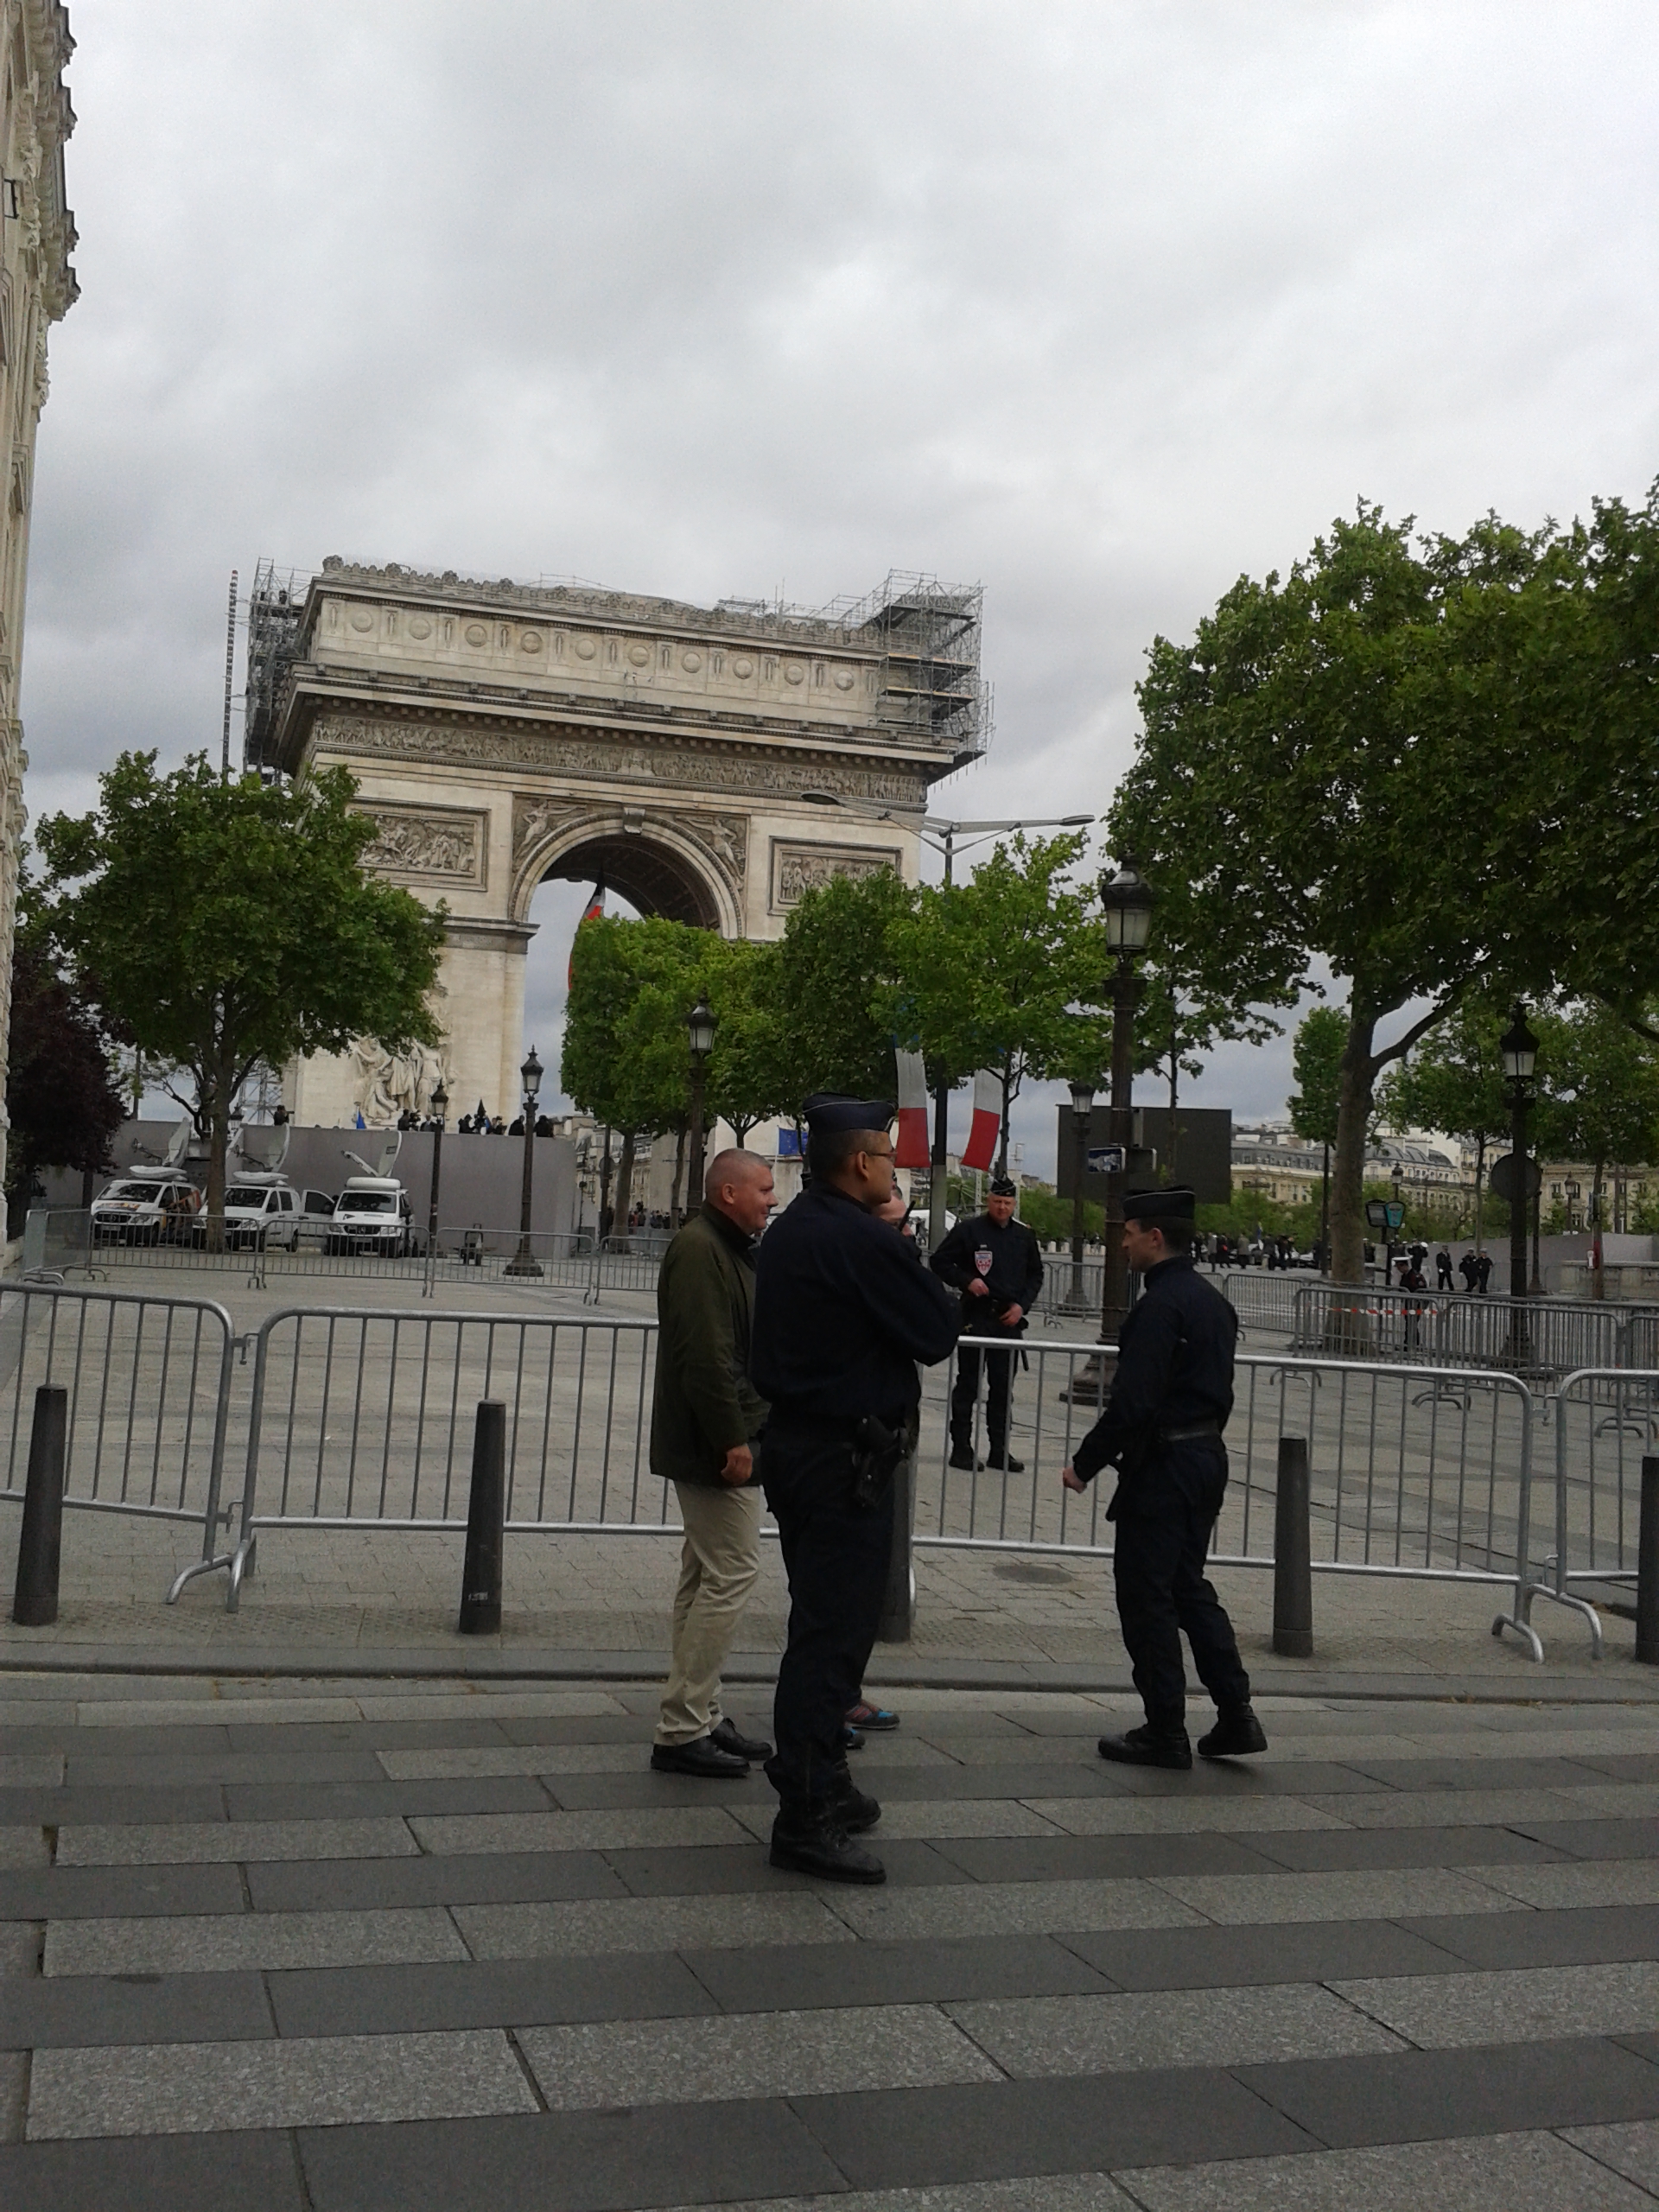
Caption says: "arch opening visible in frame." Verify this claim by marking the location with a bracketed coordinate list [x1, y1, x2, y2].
[537, 835, 722, 931]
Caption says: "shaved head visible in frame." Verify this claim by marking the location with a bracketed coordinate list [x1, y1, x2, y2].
[705, 1147, 776, 1236]
[707, 1148, 769, 1191]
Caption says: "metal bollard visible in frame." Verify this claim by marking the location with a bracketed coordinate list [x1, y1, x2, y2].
[1637, 1456, 1659, 1667]
[458, 1400, 506, 1636]
[876, 1449, 917, 1643]
[12, 1386, 68, 1628]
[1272, 1433, 1313, 1659]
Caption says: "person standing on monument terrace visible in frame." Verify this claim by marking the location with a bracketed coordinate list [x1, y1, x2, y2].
[1060, 1185, 1268, 1770]
[931, 1175, 1044, 1471]
[751, 1096, 957, 1882]
[648, 1149, 777, 1778]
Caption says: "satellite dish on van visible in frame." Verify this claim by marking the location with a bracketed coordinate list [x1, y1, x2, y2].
[162, 1117, 192, 1168]
[233, 1121, 292, 1175]
[342, 1128, 403, 1179]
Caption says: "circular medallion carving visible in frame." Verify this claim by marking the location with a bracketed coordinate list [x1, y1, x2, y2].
[834, 668, 855, 690]
[732, 655, 753, 677]
[520, 631, 543, 653]
[350, 610, 374, 632]
[465, 622, 488, 646]
[682, 650, 702, 672]
[785, 662, 806, 684]
[627, 643, 650, 667]
[408, 617, 432, 640]
[575, 636, 598, 660]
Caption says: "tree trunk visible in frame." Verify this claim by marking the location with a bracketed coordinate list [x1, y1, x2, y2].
[995, 1065, 1014, 1179]
[1329, 1009, 1376, 1287]
[1166, 1023, 1180, 1185]
[1473, 1134, 1486, 1258]
[1590, 1157, 1606, 1298]
[669, 1124, 687, 1230]
[204, 1029, 236, 1256]
[611, 1130, 637, 1242]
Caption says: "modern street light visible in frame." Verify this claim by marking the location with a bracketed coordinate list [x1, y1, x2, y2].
[1389, 1160, 1405, 1281]
[801, 793, 1095, 1250]
[425, 1079, 448, 1272]
[1065, 1077, 1096, 1312]
[1500, 1000, 1539, 1347]
[505, 1046, 544, 1277]
[684, 995, 717, 1213]
[1097, 859, 1156, 1349]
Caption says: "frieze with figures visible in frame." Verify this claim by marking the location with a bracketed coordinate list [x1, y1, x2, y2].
[355, 804, 486, 885]
[770, 840, 902, 912]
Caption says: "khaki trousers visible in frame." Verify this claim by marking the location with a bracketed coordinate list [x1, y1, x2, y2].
[656, 1479, 763, 1745]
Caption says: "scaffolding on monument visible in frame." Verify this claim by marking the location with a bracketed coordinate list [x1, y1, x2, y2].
[243, 557, 310, 768]
[823, 571, 989, 772]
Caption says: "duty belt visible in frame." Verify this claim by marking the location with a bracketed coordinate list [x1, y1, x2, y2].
[1158, 1421, 1222, 1443]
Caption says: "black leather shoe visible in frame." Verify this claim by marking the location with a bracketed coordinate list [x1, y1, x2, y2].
[710, 1717, 773, 1761]
[769, 1810, 887, 1884]
[986, 1452, 1025, 1473]
[651, 1736, 749, 1778]
[1097, 1725, 1193, 1770]
[1198, 1706, 1268, 1758]
[947, 1443, 980, 1471]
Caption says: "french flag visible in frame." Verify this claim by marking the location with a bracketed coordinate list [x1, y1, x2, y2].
[567, 878, 605, 988]
[894, 1050, 931, 1171]
[960, 1068, 1001, 1173]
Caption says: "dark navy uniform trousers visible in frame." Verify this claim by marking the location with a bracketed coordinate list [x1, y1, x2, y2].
[760, 1420, 893, 1807]
[1111, 1434, 1251, 1731]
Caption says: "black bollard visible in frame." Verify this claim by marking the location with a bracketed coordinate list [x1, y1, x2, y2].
[1637, 1457, 1659, 1667]
[1272, 1433, 1313, 1659]
[458, 1400, 506, 1636]
[876, 1447, 917, 1643]
[12, 1386, 68, 1628]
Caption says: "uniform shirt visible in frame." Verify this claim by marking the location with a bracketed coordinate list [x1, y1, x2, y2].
[752, 1183, 958, 1426]
[931, 1212, 1045, 1329]
[1071, 1255, 1237, 1485]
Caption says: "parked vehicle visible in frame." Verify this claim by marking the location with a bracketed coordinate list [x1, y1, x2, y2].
[90, 1176, 201, 1246]
[212, 1179, 302, 1250]
[326, 1177, 415, 1257]
[290, 1190, 342, 1247]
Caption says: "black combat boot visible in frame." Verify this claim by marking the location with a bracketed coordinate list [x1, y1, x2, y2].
[947, 1439, 979, 1471]
[1097, 1723, 1193, 1770]
[824, 1760, 880, 1834]
[1197, 1704, 1268, 1758]
[768, 1798, 887, 1884]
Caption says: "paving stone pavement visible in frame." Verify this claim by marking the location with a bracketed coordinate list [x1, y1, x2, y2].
[3, 1672, 1659, 2205]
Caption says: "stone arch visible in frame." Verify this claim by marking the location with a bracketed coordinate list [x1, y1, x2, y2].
[510, 804, 743, 937]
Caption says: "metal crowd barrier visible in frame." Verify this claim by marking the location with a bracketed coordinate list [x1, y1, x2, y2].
[1516, 1364, 1659, 1658]
[1215, 1268, 1307, 1334]
[1289, 1283, 1659, 1378]
[0, 1282, 235, 1594]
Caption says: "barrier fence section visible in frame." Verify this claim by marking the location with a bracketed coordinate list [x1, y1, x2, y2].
[924, 1332, 1547, 1656]
[0, 1282, 234, 1592]
[1217, 1269, 1306, 1335]
[1289, 1284, 1659, 1377]
[1527, 1365, 1659, 1658]
[219, 1306, 665, 1606]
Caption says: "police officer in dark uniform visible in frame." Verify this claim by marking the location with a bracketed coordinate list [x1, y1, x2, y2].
[751, 1096, 958, 1882]
[931, 1175, 1045, 1471]
[1061, 1185, 1268, 1770]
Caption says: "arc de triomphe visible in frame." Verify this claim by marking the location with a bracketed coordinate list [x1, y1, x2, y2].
[244, 559, 987, 1126]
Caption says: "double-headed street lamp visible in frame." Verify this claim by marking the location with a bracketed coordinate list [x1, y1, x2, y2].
[425, 1079, 448, 1271]
[1065, 1077, 1096, 1313]
[1501, 1001, 1540, 1321]
[684, 995, 717, 1213]
[1097, 860, 1157, 1349]
[505, 1047, 544, 1277]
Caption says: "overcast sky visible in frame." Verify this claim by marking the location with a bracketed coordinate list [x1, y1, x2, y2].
[22, 2, 1658, 1175]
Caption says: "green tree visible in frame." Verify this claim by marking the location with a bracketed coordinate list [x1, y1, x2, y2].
[4, 932, 126, 1228]
[705, 938, 796, 1147]
[774, 868, 918, 1103]
[1109, 494, 1659, 1286]
[1378, 993, 1510, 1254]
[34, 754, 443, 1229]
[885, 832, 1107, 1174]
[1530, 1001, 1659, 1287]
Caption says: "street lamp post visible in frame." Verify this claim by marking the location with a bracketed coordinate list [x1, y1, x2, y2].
[684, 995, 717, 1213]
[1065, 1077, 1095, 1312]
[426, 1080, 448, 1255]
[1389, 1160, 1404, 1281]
[1097, 860, 1156, 1350]
[1500, 1001, 1538, 1357]
[506, 1047, 544, 1277]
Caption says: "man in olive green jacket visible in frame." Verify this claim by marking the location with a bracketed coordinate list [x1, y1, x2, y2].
[650, 1149, 777, 1777]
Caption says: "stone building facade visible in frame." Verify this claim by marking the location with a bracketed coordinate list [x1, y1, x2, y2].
[0, 1, 76, 1197]
[244, 563, 985, 1127]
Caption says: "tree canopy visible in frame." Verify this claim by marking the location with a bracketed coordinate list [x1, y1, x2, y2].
[33, 753, 444, 1224]
[4, 932, 125, 1222]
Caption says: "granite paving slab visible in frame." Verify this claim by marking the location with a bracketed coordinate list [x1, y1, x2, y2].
[1061, 1917, 1470, 1991]
[1471, 1859, 1659, 1910]
[1561, 2120, 1659, 2196]
[831, 1878, 1208, 1942]
[1402, 1904, 1659, 1971]
[1023, 1795, 1351, 1835]
[0, 1862, 248, 1920]
[520, 2000, 1003, 2109]
[1118, 2126, 1659, 2209]
[27, 2026, 536, 2137]
[681, 1934, 1114, 2014]
[948, 1982, 1405, 2075]
[454, 1891, 857, 1959]
[268, 1952, 720, 2037]
[56, 1817, 418, 1865]
[1333, 1960, 1659, 2048]
[1150, 1865, 1527, 1924]
[0, 2129, 308, 2212]
[45, 1905, 469, 1977]
[408, 1807, 751, 1854]
[247, 1847, 629, 1913]
[0, 1967, 272, 2050]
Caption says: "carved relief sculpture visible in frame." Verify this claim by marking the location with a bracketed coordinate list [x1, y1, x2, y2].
[357, 804, 484, 885]
[770, 842, 902, 912]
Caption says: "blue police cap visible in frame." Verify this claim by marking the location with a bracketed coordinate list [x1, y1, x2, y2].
[801, 1093, 894, 1135]
[1124, 1184, 1197, 1223]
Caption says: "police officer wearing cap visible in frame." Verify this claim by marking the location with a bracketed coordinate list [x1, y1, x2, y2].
[1061, 1185, 1268, 1770]
[751, 1095, 958, 1882]
[931, 1174, 1044, 1471]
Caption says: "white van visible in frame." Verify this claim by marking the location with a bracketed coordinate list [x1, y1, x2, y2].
[219, 1180, 302, 1250]
[91, 1176, 200, 1246]
[327, 1176, 414, 1257]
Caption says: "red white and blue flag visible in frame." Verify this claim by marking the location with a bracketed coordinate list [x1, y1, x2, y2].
[568, 879, 605, 988]
[894, 1050, 931, 1171]
[959, 1068, 1002, 1173]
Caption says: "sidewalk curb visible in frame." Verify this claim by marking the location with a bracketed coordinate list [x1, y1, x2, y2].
[2, 1642, 1657, 1703]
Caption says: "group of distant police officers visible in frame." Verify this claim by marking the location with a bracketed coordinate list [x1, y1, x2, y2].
[647, 1091, 1266, 1886]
